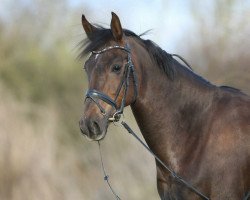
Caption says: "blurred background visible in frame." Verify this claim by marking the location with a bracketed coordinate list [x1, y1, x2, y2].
[0, 0, 249, 199]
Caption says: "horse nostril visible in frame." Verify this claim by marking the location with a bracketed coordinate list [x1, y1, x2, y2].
[79, 118, 88, 136]
[94, 121, 101, 135]
[80, 126, 84, 134]
[88, 121, 101, 136]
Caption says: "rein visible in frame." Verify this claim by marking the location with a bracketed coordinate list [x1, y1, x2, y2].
[98, 141, 121, 200]
[86, 44, 209, 200]
[121, 122, 210, 200]
[98, 121, 210, 200]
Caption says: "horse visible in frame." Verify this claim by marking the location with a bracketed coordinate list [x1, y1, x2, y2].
[79, 12, 250, 200]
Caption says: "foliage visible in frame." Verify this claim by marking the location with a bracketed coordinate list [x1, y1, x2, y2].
[186, 0, 250, 94]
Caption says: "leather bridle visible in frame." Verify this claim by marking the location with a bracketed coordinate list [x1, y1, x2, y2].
[85, 44, 138, 122]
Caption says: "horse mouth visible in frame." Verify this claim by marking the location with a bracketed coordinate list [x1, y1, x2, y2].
[83, 131, 107, 141]
[79, 112, 113, 141]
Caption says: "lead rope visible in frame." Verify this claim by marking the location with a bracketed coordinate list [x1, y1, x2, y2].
[97, 141, 121, 200]
[120, 121, 210, 200]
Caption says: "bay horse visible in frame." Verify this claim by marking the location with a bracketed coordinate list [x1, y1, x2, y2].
[79, 12, 250, 200]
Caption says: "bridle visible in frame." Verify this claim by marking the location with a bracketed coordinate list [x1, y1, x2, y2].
[84, 44, 210, 200]
[85, 44, 138, 122]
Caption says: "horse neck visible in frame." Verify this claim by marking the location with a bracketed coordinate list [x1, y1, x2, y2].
[130, 45, 215, 170]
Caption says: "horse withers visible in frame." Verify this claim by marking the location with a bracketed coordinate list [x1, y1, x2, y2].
[79, 13, 250, 200]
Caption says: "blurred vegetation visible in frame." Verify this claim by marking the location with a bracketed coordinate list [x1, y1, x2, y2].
[185, 0, 250, 93]
[0, 0, 85, 143]
[0, 0, 249, 200]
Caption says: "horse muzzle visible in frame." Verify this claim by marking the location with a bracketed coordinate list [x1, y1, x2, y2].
[79, 115, 108, 141]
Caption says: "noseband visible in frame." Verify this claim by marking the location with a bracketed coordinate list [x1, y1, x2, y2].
[85, 44, 138, 122]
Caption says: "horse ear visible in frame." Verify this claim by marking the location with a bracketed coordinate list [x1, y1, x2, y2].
[110, 12, 123, 41]
[82, 15, 97, 40]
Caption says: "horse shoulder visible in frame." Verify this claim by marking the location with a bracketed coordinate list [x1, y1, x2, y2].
[211, 89, 250, 132]
[203, 90, 250, 196]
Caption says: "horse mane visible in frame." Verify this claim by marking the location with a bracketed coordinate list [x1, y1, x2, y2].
[79, 26, 175, 80]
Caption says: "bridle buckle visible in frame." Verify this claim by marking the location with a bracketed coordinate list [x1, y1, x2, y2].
[108, 111, 122, 122]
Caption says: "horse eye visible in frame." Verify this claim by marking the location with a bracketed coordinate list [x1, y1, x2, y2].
[112, 64, 121, 73]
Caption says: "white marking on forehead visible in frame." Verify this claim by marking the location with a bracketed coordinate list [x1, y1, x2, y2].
[95, 54, 99, 60]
